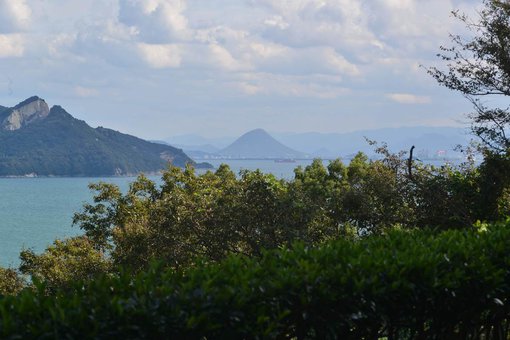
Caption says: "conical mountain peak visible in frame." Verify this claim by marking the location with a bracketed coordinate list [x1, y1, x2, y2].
[246, 128, 269, 135]
[219, 129, 306, 159]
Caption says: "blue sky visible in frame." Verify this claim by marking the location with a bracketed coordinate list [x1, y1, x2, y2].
[0, 0, 481, 139]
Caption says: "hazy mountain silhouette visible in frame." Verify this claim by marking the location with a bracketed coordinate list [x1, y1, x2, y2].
[218, 129, 306, 159]
[274, 127, 471, 158]
[166, 134, 234, 149]
[166, 126, 471, 159]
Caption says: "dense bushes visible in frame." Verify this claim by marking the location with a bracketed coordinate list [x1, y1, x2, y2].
[2, 222, 510, 338]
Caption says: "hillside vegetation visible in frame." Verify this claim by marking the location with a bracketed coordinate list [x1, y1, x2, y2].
[0, 97, 210, 176]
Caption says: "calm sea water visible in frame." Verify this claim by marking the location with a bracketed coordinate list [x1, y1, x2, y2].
[0, 160, 318, 267]
[0, 177, 139, 267]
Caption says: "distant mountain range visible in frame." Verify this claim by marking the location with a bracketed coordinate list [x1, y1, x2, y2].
[162, 129, 305, 159]
[166, 126, 472, 160]
[166, 134, 233, 149]
[275, 127, 471, 158]
[0, 96, 210, 177]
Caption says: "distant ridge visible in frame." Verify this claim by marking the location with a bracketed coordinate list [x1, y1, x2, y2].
[0, 96, 211, 177]
[218, 129, 306, 159]
[275, 127, 471, 158]
[166, 126, 471, 160]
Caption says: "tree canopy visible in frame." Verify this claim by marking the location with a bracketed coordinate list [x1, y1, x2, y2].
[429, 0, 510, 152]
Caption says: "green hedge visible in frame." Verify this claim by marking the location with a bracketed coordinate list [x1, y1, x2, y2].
[2, 222, 510, 339]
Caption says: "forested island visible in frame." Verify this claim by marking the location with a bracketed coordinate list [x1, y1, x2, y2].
[1, 0, 510, 338]
[0, 96, 211, 177]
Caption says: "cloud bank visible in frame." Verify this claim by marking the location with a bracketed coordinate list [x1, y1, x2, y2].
[0, 0, 480, 137]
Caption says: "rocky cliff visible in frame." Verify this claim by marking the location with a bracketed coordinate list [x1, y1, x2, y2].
[1, 96, 50, 131]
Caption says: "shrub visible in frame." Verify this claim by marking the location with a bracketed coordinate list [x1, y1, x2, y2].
[2, 222, 510, 338]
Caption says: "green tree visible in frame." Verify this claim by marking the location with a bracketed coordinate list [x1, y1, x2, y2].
[427, 0, 510, 222]
[412, 163, 480, 229]
[19, 236, 110, 292]
[429, 0, 510, 152]
[70, 154, 508, 275]
[0, 267, 25, 295]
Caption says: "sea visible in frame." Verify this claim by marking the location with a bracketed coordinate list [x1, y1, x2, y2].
[0, 159, 318, 267]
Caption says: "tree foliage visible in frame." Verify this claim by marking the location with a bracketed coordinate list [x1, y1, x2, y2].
[65, 149, 509, 277]
[19, 237, 110, 293]
[8, 143, 508, 290]
[0, 267, 24, 296]
[429, 0, 510, 152]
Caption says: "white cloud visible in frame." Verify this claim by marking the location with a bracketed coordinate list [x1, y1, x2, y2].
[47, 33, 77, 58]
[138, 43, 182, 68]
[195, 26, 249, 45]
[0, 0, 31, 33]
[323, 48, 360, 76]
[264, 16, 289, 30]
[249, 42, 288, 59]
[47, 0, 455, 81]
[238, 82, 260, 95]
[118, 0, 190, 42]
[256, 0, 383, 50]
[0, 34, 24, 57]
[0, 0, 479, 137]
[387, 93, 431, 104]
[234, 72, 351, 98]
[74, 86, 99, 98]
[367, 0, 476, 52]
[208, 43, 250, 71]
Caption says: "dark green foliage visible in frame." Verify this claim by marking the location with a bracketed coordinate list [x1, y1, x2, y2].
[0, 105, 210, 176]
[0, 268, 24, 296]
[477, 152, 510, 221]
[72, 156, 415, 273]
[2, 223, 510, 338]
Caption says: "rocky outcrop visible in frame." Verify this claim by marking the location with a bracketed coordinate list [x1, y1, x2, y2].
[1, 96, 50, 131]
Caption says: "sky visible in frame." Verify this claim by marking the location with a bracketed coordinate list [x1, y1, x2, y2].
[0, 0, 482, 139]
